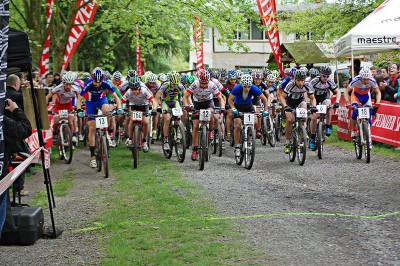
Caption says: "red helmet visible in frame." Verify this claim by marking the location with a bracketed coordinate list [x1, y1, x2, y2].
[198, 69, 210, 83]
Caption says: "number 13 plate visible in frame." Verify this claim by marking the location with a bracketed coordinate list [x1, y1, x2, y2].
[95, 117, 108, 129]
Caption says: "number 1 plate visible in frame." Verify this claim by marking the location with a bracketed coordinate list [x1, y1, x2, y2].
[199, 109, 211, 122]
[95, 117, 108, 129]
[244, 113, 254, 125]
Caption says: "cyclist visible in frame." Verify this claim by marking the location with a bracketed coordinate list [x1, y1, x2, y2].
[183, 69, 225, 161]
[46, 71, 80, 144]
[308, 65, 341, 150]
[122, 75, 157, 152]
[309, 68, 319, 80]
[144, 73, 161, 141]
[155, 71, 185, 151]
[224, 70, 238, 141]
[77, 67, 123, 168]
[280, 70, 316, 154]
[104, 71, 122, 147]
[228, 74, 269, 157]
[252, 71, 271, 138]
[343, 67, 381, 141]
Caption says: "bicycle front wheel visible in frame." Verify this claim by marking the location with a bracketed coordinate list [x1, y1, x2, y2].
[289, 130, 296, 162]
[297, 125, 307, 166]
[362, 120, 371, 163]
[244, 126, 255, 170]
[275, 113, 281, 142]
[175, 122, 186, 163]
[102, 135, 109, 178]
[217, 124, 223, 157]
[96, 132, 102, 172]
[235, 128, 244, 166]
[132, 125, 140, 168]
[266, 116, 276, 147]
[316, 121, 324, 159]
[198, 126, 207, 171]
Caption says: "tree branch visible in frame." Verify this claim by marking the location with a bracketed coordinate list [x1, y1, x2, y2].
[10, 0, 29, 28]
[105, 32, 130, 52]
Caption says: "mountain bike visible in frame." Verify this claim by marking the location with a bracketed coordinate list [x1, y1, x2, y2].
[288, 108, 308, 166]
[235, 112, 256, 170]
[314, 105, 332, 159]
[260, 108, 276, 147]
[212, 107, 224, 157]
[128, 110, 146, 169]
[88, 114, 110, 178]
[349, 105, 373, 163]
[161, 107, 186, 163]
[55, 110, 73, 164]
[195, 109, 212, 171]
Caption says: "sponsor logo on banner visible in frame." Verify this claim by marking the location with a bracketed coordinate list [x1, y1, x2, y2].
[357, 36, 397, 44]
[193, 17, 204, 71]
[26, 115, 54, 153]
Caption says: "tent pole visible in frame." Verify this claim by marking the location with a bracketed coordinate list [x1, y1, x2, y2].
[351, 49, 354, 79]
[335, 59, 339, 88]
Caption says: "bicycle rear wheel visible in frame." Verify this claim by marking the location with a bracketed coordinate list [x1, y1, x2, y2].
[102, 135, 109, 178]
[316, 121, 324, 159]
[61, 124, 73, 164]
[175, 122, 186, 163]
[362, 120, 371, 163]
[198, 126, 207, 171]
[132, 125, 140, 168]
[297, 125, 307, 165]
[244, 126, 255, 170]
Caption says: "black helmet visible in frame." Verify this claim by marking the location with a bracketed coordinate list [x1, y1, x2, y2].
[294, 70, 307, 80]
[319, 65, 332, 76]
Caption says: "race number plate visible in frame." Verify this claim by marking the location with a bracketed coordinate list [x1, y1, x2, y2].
[58, 110, 69, 119]
[316, 105, 327, 114]
[95, 116, 108, 129]
[244, 113, 255, 125]
[199, 109, 211, 122]
[296, 108, 307, 118]
[131, 111, 143, 121]
[358, 108, 369, 119]
[172, 108, 183, 116]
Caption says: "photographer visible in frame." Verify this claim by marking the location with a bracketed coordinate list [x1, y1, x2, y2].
[0, 99, 32, 237]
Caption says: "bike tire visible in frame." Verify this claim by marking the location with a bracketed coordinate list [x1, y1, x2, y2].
[266, 116, 276, 147]
[96, 132, 102, 172]
[244, 127, 255, 170]
[297, 125, 307, 166]
[317, 122, 323, 159]
[133, 125, 140, 169]
[198, 126, 206, 171]
[275, 113, 281, 142]
[175, 122, 186, 163]
[102, 135, 109, 178]
[261, 117, 267, 146]
[61, 124, 73, 164]
[217, 125, 223, 157]
[289, 131, 296, 162]
[362, 120, 371, 163]
[235, 128, 244, 165]
[185, 120, 192, 149]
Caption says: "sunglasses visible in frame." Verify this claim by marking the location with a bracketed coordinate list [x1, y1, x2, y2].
[321, 75, 329, 78]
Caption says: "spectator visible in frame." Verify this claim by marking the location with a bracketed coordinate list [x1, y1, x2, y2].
[0, 99, 32, 239]
[52, 72, 62, 86]
[6, 74, 24, 110]
[373, 74, 384, 101]
[379, 63, 399, 102]
[370, 66, 378, 78]
[41, 72, 55, 95]
[380, 66, 390, 82]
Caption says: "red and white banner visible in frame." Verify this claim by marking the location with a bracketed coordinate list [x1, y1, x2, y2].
[25, 115, 54, 153]
[62, 0, 98, 71]
[337, 99, 400, 147]
[39, 0, 54, 79]
[136, 24, 143, 76]
[193, 16, 204, 72]
[256, 0, 284, 76]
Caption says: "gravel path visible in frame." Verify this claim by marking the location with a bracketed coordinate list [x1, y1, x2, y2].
[1, 140, 399, 265]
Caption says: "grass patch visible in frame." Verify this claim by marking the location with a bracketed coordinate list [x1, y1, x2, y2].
[98, 147, 262, 265]
[326, 125, 400, 160]
[29, 166, 75, 208]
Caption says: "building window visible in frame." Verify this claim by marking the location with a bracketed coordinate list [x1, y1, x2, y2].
[295, 32, 313, 41]
[251, 20, 264, 40]
[234, 19, 265, 40]
[204, 26, 210, 40]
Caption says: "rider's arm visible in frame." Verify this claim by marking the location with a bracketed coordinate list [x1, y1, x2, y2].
[76, 95, 84, 110]
[259, 93, 269, 108]
[112, 92, 122, 109]
[373, 86, 381, 104]
[309, 94, 317, 107]
[45, 91, 53, 103]
[263, 89, 271, 106]
[183, 90, 191, 106]
[343, 87, 352, 104]
[217, 93, 225, 108]
[333, 88, 341, 104]
[280, 91, 288, 107]
[228, 94, 235, 109]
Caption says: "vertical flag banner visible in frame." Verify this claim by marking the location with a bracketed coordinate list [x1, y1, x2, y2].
[256, 0, 284, 76]
[62, 0, 98, 71]
[193, 17, 204, 71]
[0, 0, 9, 178]
[136, 24, 143, 76]
[39, 0, 53, 79]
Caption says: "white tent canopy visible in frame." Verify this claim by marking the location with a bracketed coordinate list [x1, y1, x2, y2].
[334, 0, 400, 58]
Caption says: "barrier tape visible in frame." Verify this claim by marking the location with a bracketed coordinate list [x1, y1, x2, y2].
[0, 148, 42, 195]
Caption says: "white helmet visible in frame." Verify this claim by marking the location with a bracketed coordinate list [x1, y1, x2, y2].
[241, 74, 253, 86]
[266, 74, 276, 82]
[300, 66, 308, 74]
[62, 71, 76, 83]
[146, 73, 157, 83]
[359, 67, 372, 79]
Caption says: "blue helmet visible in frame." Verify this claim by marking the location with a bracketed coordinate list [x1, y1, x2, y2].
[91, 67, 104, 83]
[227, 70, 237, 79]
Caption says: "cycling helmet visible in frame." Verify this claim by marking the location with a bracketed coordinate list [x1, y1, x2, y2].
[187, 75, 195, 84]
[205, 67, 212, 75]
[294, 69, 307, 80]
[158, 73, 168, 83]
[170, 71, 181, 84]
[271, 70, 280, 79]
[62, 71, 76, 83]
[104, 70, 111, 80]
[359, 67, 372, 79]
[284, 68, 291, 76]
[146, 73, 158, 83]
[227, 70, 237, 79]
[127, 69, 137, 79]
[220, 69, 227, 78]
[299, 66, 308, 74]
[241, 74, 253, 87]
[198, 69, 211, 83]
[181, 74, 188, 83]
[128, 76, 141, 90]
[266, 74, 276, 82]
[263, 69, 272, 77]
[112, 71, 122, 81]
[91, 67, 104, 82]
[319, 65, 332, 76]
[211, 69, 221, 80]
[236, 70, 243, 78]
[289, 67, 297, 77]
[309, 68, 319, 78]
[252, 71, 263, 80]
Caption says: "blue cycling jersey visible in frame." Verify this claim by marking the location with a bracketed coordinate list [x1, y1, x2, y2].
[231, 84, 262, 105]
[81, 79, 115, 102]
[279, 77, 291, 91]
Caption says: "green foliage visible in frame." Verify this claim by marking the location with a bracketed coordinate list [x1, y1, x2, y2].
[371, 52, 400, 69]
[278, 0, 386, 42]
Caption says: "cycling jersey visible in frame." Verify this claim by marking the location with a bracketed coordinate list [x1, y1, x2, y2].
[51, 84, 80, 105]
[252, 82, 268, 106]
[187, 80, 220, 102]
[122, 84, 153, 106]
[231, 84, 262, 105]
[145, 81, 160, 95]
[81, 79, 115, 101]
[310, 77, 338, 96]
[105, 80, 122, 102]
[284, 80, 314, 100]
[279, 77, 291, 92]
[159, 82, 185, 102]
